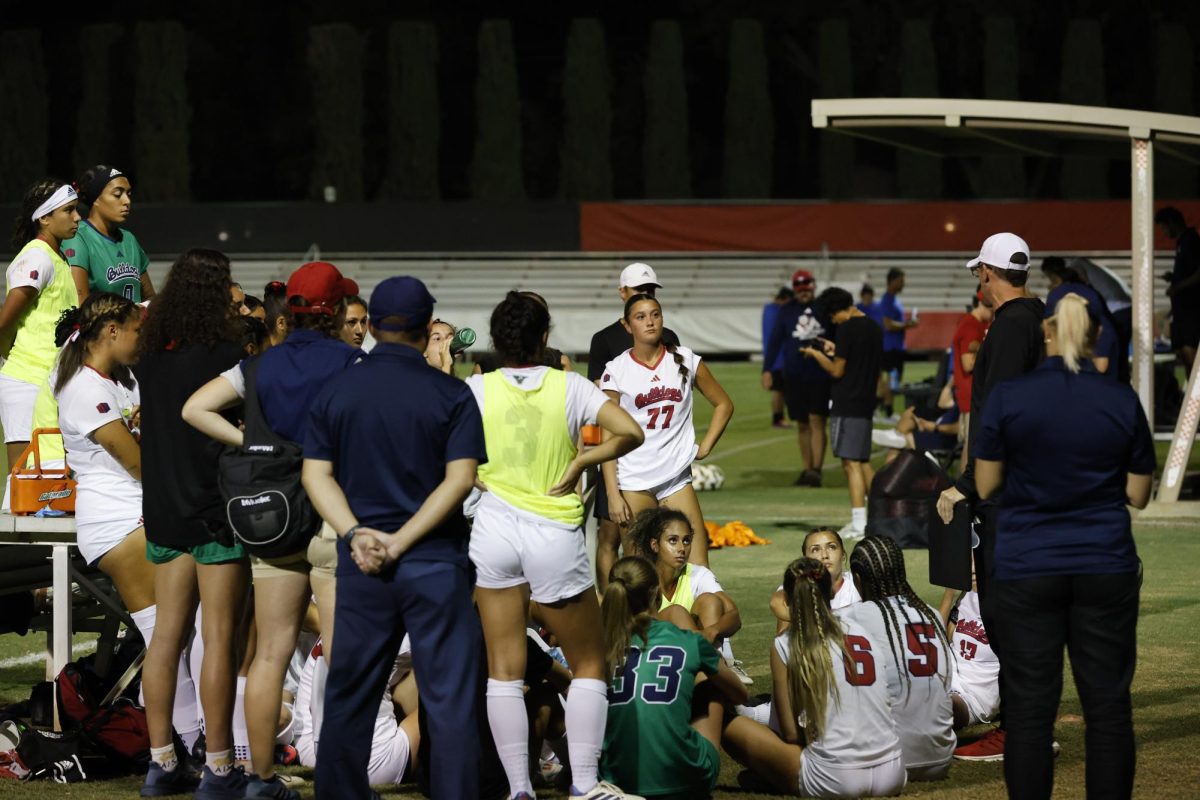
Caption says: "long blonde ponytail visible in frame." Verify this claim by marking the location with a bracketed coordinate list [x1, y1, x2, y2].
[601, 556, 659, 678]
[1048, 292, 1095, 373]
[782, 557, 847, 742]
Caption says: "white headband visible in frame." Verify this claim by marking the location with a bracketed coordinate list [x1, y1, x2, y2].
[31, 185, 77, 222]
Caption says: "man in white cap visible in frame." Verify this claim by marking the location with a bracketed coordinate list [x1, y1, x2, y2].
[588, 263, 680, 590]
[936, 232, 1045, 763]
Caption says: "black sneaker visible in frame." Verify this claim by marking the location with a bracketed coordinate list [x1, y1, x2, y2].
[140, 762, 199, 797]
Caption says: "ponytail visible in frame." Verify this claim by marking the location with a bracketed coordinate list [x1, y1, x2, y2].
[1049, 293, 1094, 374]
[601, 556, 659, 678]
[781, 557, 846, 742]
[12, 179, 63, 248]
[667, 342, 690, 388]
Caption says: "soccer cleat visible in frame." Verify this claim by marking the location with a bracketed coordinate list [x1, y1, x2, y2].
[871, 429, 908, 449]
[728, 660, 754, 686]
[140, 762, 199, 797]
[953, 727, 1005, 761]
[570, 780, 646, 799]
[244, 774, 300, 800]
[192, 764, 249, 800]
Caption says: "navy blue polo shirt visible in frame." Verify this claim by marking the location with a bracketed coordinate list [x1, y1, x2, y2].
[252, 329, 363, 443]
[304, 342, 486, 569]
[974, 357, 1155, 580]
[763, 298, 834, 383]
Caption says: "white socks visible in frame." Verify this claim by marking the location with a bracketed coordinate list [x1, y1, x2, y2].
[565, 678, 608, 793]
[486, 679, 533, 798]
[851, 507, 867, 530]
[719, 638, 735, 663]
[232, 676, 249, 762]
[206, 748, 233, 777]
[150, 743, 178, 773]
[130, 605, 202, 751]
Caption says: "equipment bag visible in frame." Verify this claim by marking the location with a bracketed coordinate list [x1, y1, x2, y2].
[866, 449, 952, 549]
[217, 356, 321, 558]
[55, 662, 149, 769]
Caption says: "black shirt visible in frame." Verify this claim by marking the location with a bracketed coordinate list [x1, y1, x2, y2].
[588, 320, 680, 382]
[1170, 226, 1200, 313]
[830, 314, 883, 418]
[956, 295, 1045, 498]
[135, 341, 243, 549]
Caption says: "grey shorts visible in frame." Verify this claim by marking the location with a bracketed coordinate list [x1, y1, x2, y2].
[831, 416, 872, 462]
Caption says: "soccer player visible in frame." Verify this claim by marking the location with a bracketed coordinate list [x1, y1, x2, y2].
[1, 180, 81, 492]
[341, 294, 369, 348]
[598, 556, 747, 798]
[467, 291, 645, 800]
[601, 294, 734, 568]
[63, 164, 154, 303]
[770, 527, 862, 633]
[721, 558, 906, 797]
[843, 536, 955, 780]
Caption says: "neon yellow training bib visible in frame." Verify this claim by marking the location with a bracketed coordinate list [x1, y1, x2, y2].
[477, 369, 583, 526]
[3, 239, 78, 386]
[660, 563, 696, 612]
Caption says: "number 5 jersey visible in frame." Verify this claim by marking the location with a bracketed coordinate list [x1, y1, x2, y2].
[601, 345, 701, 491]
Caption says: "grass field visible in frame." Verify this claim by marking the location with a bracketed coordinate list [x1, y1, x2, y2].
[1, 360, 1198, 798]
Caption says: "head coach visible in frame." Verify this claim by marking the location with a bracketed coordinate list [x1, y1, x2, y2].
[302, 276, 486, 799]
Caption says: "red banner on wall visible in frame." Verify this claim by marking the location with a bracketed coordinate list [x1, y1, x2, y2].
[580, 201, 1200, 253]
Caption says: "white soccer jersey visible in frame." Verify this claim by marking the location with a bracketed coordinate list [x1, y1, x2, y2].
[832, 575, 862, 609]
[56, 366, 141, 524]
[839, 597, 956, 770]
[772, 621, 902, 769]
[949, 591, 999, 722]
[601, 346, 701, 491]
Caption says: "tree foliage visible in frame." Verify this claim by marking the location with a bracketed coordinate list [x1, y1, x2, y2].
[132, 22, 191, 201]
[308, 23, 366, 202]
[723, 20, 774, 198]
[643, 20, 691, 199]
[0, 30, 48, 201]
[381, 22, 439, 201]
[471, 20, 524, 200]
[560, 19, 612, 200]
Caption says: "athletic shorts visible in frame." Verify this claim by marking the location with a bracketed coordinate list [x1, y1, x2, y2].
[881, 350, 906, 378]
[626, 735, 720, 800]
[621, 462, 692, 501]
[783, 375, 831, 419]
[0, 374, 38, 443]
[469, 492, 593, 604]
[250, 522, 338, 580]
[593, 469, 611, 522]
[799, 752, 906, 798]
[950, 677, 1000, 727]
[831, 415, 872, 462]
[78, 517, 143, 566]
[146, 538, 247, 566]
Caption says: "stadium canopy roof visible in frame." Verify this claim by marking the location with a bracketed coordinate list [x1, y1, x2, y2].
[811, 98, 1200, 509]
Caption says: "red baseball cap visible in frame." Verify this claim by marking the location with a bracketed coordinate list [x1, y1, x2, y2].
[791, 269, 815, 288]
[286, 262, 359, 316]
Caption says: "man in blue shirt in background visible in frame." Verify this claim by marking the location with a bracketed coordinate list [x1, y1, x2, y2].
[879, 268, 919, 417]
[761, 285, 794, 428]
[857, 283, 884, 327]
[303, 276, 487, 800]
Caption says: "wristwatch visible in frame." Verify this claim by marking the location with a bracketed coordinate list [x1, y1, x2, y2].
[342, 525, 363, 546]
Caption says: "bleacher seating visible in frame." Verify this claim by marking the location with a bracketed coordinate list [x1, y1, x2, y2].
[147, 251, 1170, 355]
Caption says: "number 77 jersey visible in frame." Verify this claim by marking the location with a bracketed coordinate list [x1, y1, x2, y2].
[839, 597, 957, 771]
[601, 346, 701, 492]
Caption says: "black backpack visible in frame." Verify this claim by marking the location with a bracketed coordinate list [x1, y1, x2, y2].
[217, 356, 322, 558]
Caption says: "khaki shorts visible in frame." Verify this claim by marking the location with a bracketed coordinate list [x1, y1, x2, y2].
[250, 522, 338, 581]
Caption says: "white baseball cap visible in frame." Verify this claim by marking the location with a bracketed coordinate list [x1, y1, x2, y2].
[619, 262, 662, 289]
[966, 232, 1031, 271]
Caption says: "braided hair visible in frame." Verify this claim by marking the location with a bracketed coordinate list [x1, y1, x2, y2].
[490, 290, 550, 366]
[54, 293, 139, 394]
[623, 293, 689, 388]
[781, 557, 849, 743]
[849, 536, 952, 694]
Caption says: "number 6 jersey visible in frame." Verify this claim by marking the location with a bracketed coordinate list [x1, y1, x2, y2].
[601, 345, 701, 491]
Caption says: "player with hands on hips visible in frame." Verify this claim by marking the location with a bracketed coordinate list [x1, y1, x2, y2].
[601, 294, 734, 567]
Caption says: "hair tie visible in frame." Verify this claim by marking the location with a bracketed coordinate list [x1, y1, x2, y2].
[805, 567, 824, 582]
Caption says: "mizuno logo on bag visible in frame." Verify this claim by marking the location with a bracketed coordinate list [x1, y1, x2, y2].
[247, 445, 276, 453]
[240, 495, 273, 507]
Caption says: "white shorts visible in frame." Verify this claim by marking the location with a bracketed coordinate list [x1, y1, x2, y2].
[469, 493, 593, 604]
[949, 677, 1000, 727]
[77, 516, 143, 566]
[0, 374, 38, 443]
[622, 462, 693, 501]
[799, 753, 906, 798]
[294, 717, 409, 785]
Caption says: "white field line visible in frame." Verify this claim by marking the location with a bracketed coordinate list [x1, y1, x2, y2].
[0, 639, 96, 669]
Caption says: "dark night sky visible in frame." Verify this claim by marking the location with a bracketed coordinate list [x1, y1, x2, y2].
[5, 1, 1199, 201]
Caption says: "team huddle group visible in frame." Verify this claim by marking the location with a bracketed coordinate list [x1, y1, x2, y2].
[1, 168, 1154, 800]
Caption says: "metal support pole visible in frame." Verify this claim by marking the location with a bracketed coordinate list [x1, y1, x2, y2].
[1157, 363, 1200, 503]
[1130, 138, 1156, 429]
[51, 544, 72, 731]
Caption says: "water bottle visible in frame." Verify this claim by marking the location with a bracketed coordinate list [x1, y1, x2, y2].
[449, 327, 477, 356]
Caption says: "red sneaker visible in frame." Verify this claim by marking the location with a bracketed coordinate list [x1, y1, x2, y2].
[953, 727, 1006, 761]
